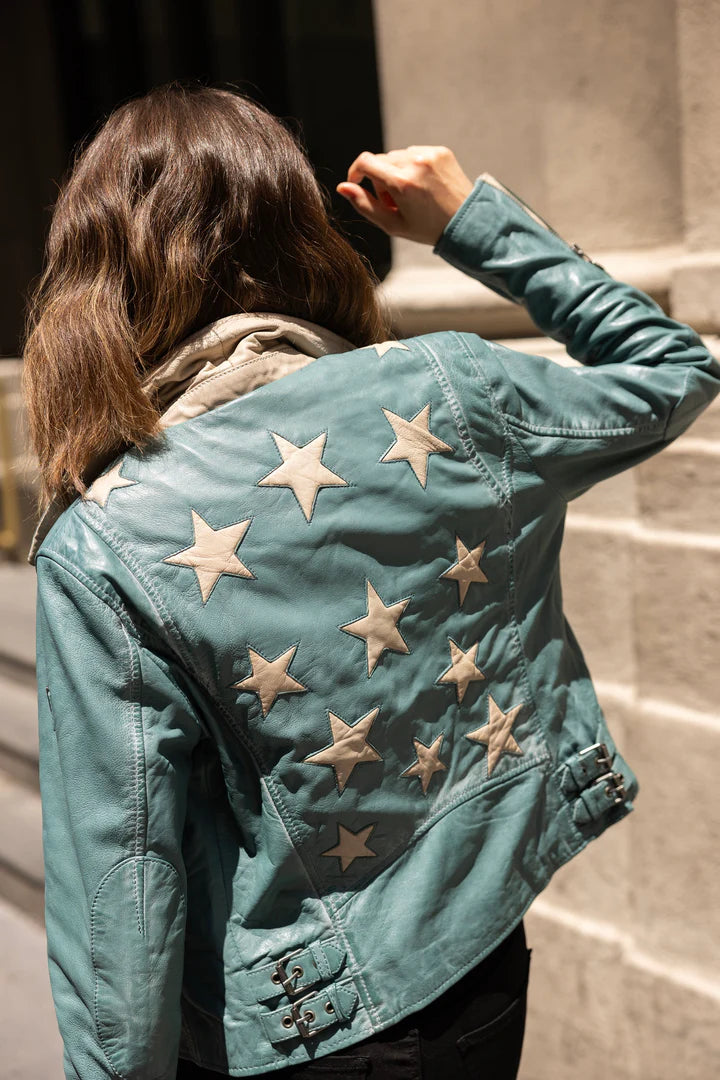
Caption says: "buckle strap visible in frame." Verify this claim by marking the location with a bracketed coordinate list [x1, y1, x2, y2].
[259, 979, 359, 1044]
[563, 742, 630, 826]
[248, 939, 347, 1003]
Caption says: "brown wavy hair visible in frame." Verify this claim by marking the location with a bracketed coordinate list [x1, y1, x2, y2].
[23, 83, 391, 509]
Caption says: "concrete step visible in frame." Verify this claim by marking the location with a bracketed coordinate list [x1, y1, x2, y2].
[0, 767, 43, 922]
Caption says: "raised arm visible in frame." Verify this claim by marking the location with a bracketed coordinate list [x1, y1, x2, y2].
[339, 149, 720, 499]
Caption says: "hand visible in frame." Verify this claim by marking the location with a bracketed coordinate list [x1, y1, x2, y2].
[337, 146, 474, 245]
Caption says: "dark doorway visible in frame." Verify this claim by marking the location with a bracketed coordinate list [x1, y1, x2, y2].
[0, 0, 389, 355]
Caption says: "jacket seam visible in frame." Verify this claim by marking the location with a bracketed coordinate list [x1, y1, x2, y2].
[504, 415, 663, 438]
[455, 333, 571, 506]
[414, 338, 509, 504]
[442, 332, 563, 747]
[37, 553, 148, 907]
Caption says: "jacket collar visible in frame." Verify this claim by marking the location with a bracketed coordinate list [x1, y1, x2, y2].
[27, 312, 354, 565]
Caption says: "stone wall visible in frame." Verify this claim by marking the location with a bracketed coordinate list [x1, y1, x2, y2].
[373, 1, 720, 1076]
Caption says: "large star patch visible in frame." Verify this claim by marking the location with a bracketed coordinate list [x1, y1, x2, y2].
[163, 510, 254, 603]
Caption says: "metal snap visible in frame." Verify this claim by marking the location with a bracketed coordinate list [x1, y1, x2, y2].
[324, 1001, 335, 1014]
[281, 1015, 293, 1029]
[303, 1009, 316, 1023]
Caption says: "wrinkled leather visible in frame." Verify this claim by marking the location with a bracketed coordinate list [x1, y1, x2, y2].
[34, 178, 720, 1079]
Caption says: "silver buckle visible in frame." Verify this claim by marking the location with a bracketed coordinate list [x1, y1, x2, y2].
[578, 742, 614, 772]
[280, 990, 320, 1039]
[594, 770, 627, 805]
[271, 948, 311, 998]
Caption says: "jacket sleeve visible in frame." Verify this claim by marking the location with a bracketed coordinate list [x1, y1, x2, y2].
[433, 175, 720, 500]
[35, 552, 202, 1080]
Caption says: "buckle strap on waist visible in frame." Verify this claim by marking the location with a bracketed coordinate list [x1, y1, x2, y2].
[259, 979, 359, 1044]
[563, 742, 630, 826]
[248, 939, 347, 1003]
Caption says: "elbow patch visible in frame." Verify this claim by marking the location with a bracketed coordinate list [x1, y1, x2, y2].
[91, 856, 185, 1079]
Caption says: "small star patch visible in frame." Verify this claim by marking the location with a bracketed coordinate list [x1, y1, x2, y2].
[233, 645, 307, 717]
[380, 404, 452, 487]
[466, 694, 524, 776]
[437, 638, 486, 704]
[163, 510, 254, 603]
[400, 734, 447, 794]
[340, 580, 410, 675]
[258, 431, 348, 521]
[321, 822, 378, 872]
[303, 708, 382, 793]
[83, 462, 137, 508]
[372, 341, 410, 358]
[441, 536, 488, 606]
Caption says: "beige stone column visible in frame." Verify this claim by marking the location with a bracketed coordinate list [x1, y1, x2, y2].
[372, 2, 720, 1076]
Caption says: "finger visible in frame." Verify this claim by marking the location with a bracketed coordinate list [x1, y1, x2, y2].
[336, 182, 401, 231]
[345, 151, 405, 191]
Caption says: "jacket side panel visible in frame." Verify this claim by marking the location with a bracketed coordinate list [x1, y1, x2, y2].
[35, 550, 202, 1080]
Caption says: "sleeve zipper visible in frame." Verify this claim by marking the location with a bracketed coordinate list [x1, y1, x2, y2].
[478, 173, 606, 271]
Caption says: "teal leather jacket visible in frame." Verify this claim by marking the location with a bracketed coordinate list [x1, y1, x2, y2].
[33, 178, 720, 1079]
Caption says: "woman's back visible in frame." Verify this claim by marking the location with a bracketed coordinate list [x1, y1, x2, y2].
[25, 86, 720, 1079]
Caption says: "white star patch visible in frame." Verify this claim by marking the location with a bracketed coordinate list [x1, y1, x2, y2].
[441, 536, 489, 606]
[466, 694, 524, 776]
[340, 580, 410, 675]
[437, 638, 485, 704]
[400, 734, 447, 794]
[380, 404, 452, 487]
[83, 462, 137, 508]
[321, 822, 378, 872]
[163, 509, 254, 603]
[258, 432, 348, 521]
[303, 708, 382, 793]
[233, 645, 307, 717]
[372, 341, 410, 358]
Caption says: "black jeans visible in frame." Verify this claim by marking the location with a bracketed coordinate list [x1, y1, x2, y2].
[177, 920, 531, 1080]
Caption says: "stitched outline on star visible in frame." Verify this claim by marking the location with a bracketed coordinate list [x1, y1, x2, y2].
[162, 509, 256, 604]
[231, 642, 308, 718]
[436, 637, 486, 704]
[440, 535, 489, 607]
[400, 731, 448, 795]
[256, 428, 349, 522]
[339, 579, 412, 677]
[320, 821, 378, 872]
[465, 694, 524, 777]
[302, 707, 383, 795]
[379, 402, 453, 488]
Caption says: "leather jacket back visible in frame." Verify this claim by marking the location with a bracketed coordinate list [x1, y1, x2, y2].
[33, 178, 720, 1078]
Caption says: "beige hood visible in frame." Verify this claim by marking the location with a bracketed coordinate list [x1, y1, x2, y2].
[27, 312, 355, 564]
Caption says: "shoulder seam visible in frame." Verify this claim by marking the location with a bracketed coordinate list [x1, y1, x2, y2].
[414, 334, 509, 504]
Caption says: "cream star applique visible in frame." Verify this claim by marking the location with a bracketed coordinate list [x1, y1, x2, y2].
[466, 694, 524, 776]
[233, 645, 307, 717]
[400, 734, 447, 795]
[321, 822, 378, 872]
[303, 708, 382, 793]
[258, 432, 348, 521]
[163, 509, 254, 603]
[441, 536, 489, 606]
[437, 638, 485, 704]
[373, 341, 410, 358]
[380, 404, 452, 487]
[83, 462, 137, 508]
[340, 580, 410, 675]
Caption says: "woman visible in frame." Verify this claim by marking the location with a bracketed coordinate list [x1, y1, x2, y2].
[23, 84, 719, 1080]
